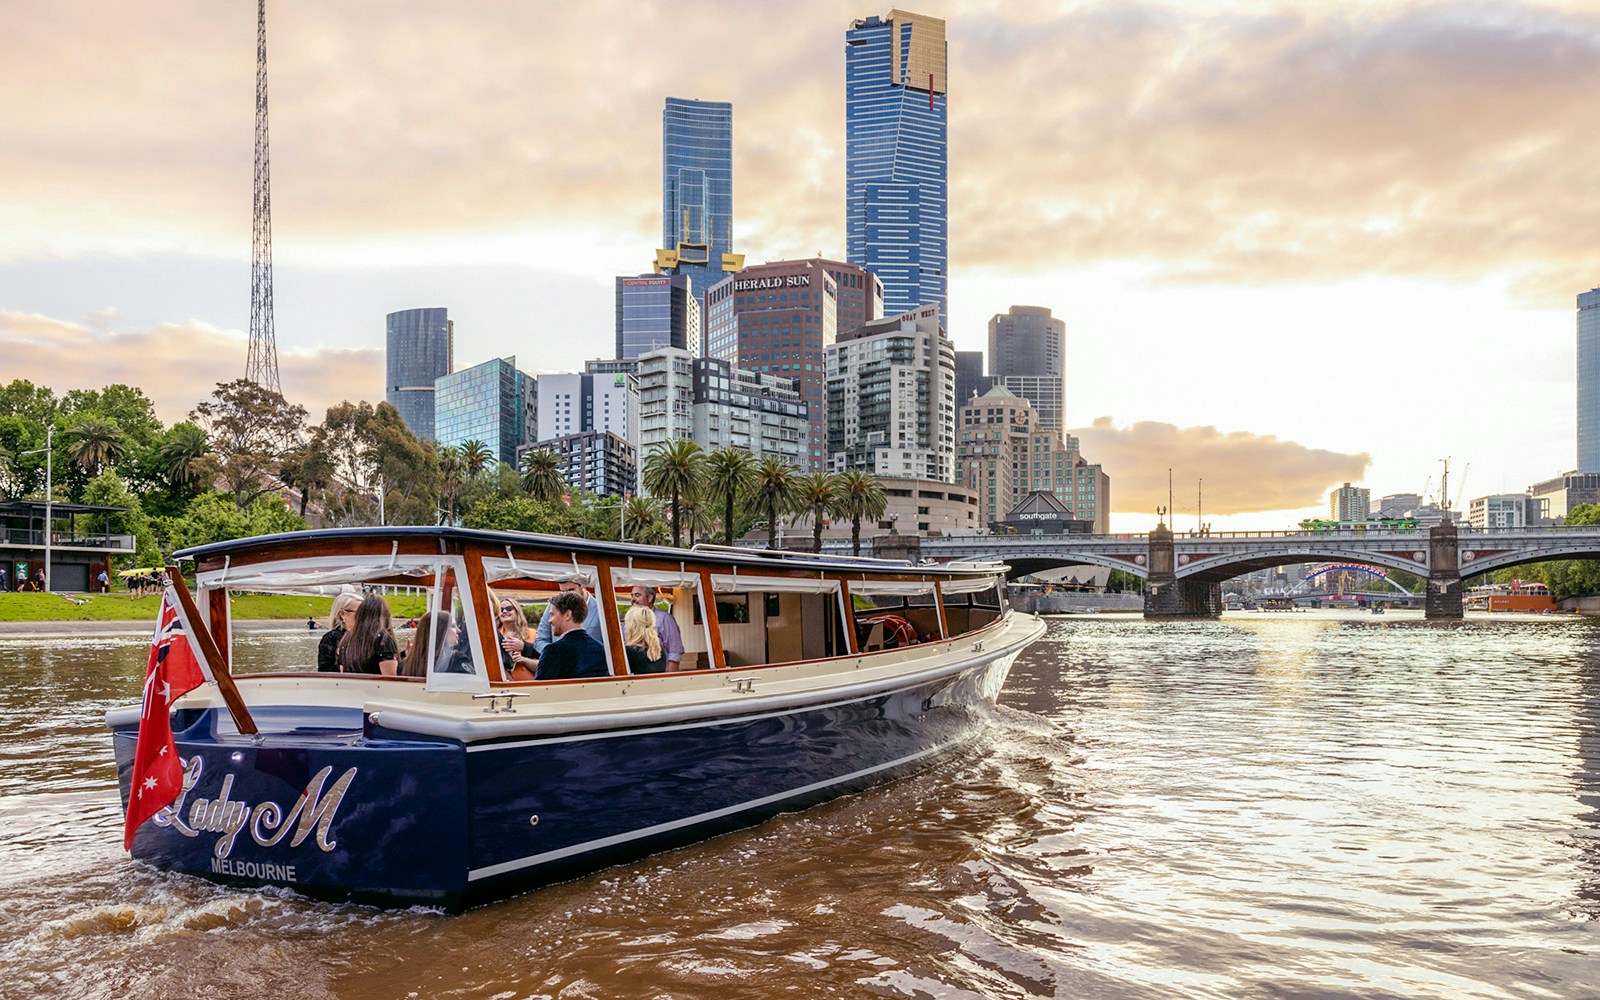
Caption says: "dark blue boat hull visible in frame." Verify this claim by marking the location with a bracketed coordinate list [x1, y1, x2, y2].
[113, 653, 1014, 910]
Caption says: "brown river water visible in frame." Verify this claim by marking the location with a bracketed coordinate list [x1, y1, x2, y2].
[1, 611, 1597, 999]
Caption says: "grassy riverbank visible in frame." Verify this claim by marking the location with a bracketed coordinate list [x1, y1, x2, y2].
[0, 592, 430, 623]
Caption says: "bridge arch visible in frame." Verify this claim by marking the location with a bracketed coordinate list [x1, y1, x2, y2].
[1291, 563, 1414, 596]
[1173, 547, 1428, 582]
[1460, 543, 1600, 579]
[998, 553, 1148, 581]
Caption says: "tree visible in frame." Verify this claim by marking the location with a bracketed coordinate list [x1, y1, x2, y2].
[64, 416, 130, 477]
[190, 379, 308, 510]
[162, 491, 306, 552]
[703, 447, 758, 544]
[835, 468, 889, 556]
[61, 385, 162, 450]
[438, 447, 465, 525]
[795, 471, 844, 554]
[642, 439, 705, 548]
[520, 448, 566, 503]
[81, 470, 161, 570]
[622, 495, 668, 545]
[155, 422, 212, 492]
[459, 440, 493, 479]
[751, 457, 799, 550]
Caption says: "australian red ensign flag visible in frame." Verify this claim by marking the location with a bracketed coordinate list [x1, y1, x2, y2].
[122, 588, 206, 849]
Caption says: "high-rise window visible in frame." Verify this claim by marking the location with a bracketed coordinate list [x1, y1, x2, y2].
[385, 307, 453, 441]
[661, 98, 735, 318]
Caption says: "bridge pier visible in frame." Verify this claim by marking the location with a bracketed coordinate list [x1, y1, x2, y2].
[1144, 524, 1222, 619]
[1425, 521, 1463, 619]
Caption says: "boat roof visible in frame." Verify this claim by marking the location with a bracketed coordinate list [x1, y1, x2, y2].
[173, 525, 1002, 578]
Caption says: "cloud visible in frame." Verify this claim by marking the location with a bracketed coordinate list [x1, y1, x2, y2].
[1073, 416, 1370, 514]
[0, 309, 381, 426]
[3, 2, 1597, 305]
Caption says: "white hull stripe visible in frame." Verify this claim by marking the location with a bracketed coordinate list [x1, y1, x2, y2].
[466, 738, 959, 882]
[466, 677, 966, 752]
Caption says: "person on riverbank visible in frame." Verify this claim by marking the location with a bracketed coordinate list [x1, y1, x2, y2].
[318, 593, 362, 673]
[336, 594, 398, 675]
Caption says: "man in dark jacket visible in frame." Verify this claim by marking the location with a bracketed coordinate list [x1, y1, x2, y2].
[534, 589, 611, 680]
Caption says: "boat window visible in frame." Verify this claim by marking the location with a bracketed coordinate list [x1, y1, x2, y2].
[609, 568, 713, 672]
[702, 573, 849, 667]
[413, 563, 485, 691]
[941, 577, 1006, 633]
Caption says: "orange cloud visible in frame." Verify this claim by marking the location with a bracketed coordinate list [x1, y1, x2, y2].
[0, 309, 381, 426]
[1073, 416, 1370, 514]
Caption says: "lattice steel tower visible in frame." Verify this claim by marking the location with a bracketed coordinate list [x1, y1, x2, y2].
[245, 0, 281, 393]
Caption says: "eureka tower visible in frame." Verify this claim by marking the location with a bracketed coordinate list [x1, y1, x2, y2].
[845, 10, 948, 329]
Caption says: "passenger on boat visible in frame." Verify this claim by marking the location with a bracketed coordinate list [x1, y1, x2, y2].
[493, 594, 538, 679]
[629, 586, 684, 671]
[623, 605, 667, 674]
[336, 594, 399, 675]
[534, 590, 610, 680]
[317, 592, 362, 673]
[533, 575, 603, 654]
[400, 610, 461, 677]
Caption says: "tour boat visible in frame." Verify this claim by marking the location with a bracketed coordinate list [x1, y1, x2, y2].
[105, 526, 1044, 910]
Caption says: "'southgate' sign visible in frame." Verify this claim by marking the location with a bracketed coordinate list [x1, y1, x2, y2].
[153, 756, 358, 879]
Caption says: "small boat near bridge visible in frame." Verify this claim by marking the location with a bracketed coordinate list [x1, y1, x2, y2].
[106, 526, 1044, 910]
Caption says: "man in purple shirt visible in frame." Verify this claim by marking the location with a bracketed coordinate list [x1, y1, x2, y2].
[631, 586, 684, 672]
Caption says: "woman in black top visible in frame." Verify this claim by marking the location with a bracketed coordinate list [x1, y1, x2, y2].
[623, 605, 667, 674]
[317, 593, 361, 672]
[336, 594, 399, 675]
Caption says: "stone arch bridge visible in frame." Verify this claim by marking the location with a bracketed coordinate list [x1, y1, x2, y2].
[827, 523, 1600, 619]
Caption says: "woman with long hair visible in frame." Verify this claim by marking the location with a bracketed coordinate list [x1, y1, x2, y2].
[495, 594, 538, 679]
[623, 604, 666, 674]
[401, 610, 458, 678]
[318, 592, 363, 673]
[336, 594, 398, 675]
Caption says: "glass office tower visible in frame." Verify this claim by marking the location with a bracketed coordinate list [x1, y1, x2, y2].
[434, 357, 535, 469]
[845, 10, 948, 328]
[1581, 287, 1600, 472]
[385, 307, 453, 441]
[615, 273, 700, 360]
[656, 98, 738, 315]
[989, 305, 1066, 435]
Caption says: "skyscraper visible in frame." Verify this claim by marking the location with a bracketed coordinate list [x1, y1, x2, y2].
[989, 306, 1065, 435]
[615, 273, 700, 360]
[655, 98, 742, 315]
[1579, 286, 1600, 472]
[434, 357, 535, 468]
[385, 307, 453, 441]
[846, 10, 948, 327]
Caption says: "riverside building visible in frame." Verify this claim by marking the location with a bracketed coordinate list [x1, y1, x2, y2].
[988, 306, 1065, 435]
[705, 258, 881, 470]
[385, 307, 453, 441]
[518, 431, 636, 499]
[635, 348, 808, 469]
[846, 10, 948, 326]
[825, 304, 956, 483]
[956, 386, 1110, 533]
[615, 274, 699, 360]
[1330, 482, 1371, 522]
[654, 98, 743, 315]
[1580, 287, 1600, 471]
[433, 357, 536, 468]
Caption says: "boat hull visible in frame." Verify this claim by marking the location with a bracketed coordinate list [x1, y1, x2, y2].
[113, 640, 1027, 910]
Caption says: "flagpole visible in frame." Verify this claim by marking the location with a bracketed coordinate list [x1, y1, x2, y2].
[165, 566, 257, 735]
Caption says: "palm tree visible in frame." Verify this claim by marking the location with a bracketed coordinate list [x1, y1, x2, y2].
[438, 447, 465, 525]
[703, 446, 758, 544]
[459, 440, 493, 479]
[65, 416, 129, 477]
[835, 468, 889, 556]
[155, 422, 212, 492]
[642, 439, 705, 548]
[751, 457, 799, 550]
[519, 448, 566, 503]
[623, 495, 667, 545]
[795, 471, 844, 553]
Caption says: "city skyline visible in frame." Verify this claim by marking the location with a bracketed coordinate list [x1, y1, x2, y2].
[3, 1, 1597, 530]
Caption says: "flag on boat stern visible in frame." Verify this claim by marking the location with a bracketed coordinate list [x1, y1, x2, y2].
[122, 587, 206, 849]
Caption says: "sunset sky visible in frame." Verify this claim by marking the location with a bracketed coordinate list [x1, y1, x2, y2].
[4, 0, 1598, 530]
